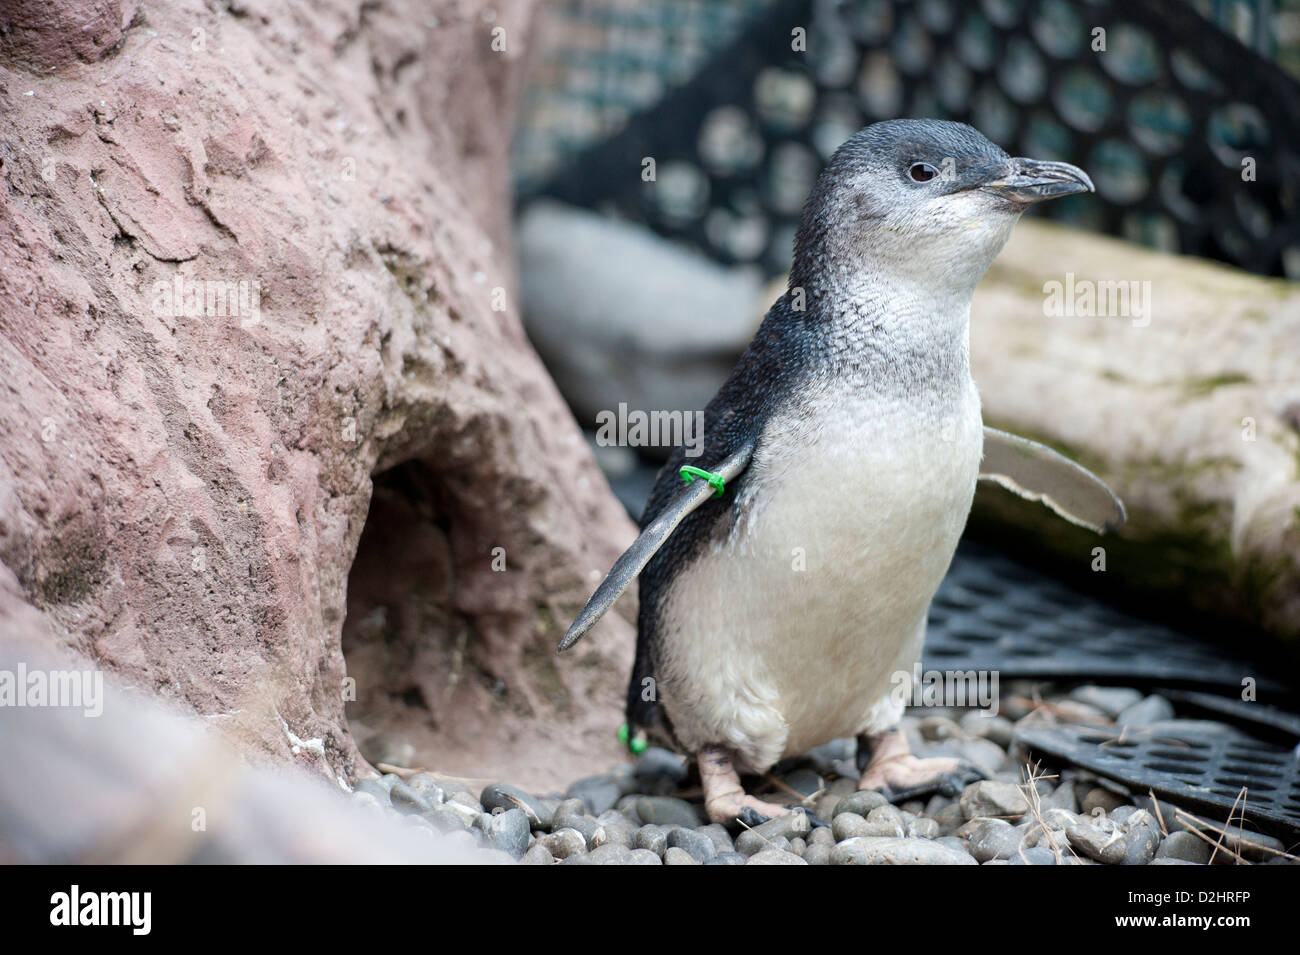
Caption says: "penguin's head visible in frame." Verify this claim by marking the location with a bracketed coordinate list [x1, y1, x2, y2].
[794, 119, 1093, 296]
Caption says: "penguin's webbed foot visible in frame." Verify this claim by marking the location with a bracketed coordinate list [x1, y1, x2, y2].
[857, 728, 986, 803]
[697, 745, 796, 825]
[864, 756, 984, 802]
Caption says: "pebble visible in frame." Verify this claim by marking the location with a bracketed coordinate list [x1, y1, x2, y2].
[919, 716, 962, 741]
[1081, 787, 1129, 815]
[705, 852, 748, 865]
[626, 848, 663, 865]
[1066, 820, 1127, 864]
[589, 821, 636, 851]
[935, 835, 968, 854]
[552, 799, 600, 842]
[781, 768, 825, 798]
[540, 828, 587, 860]
[615, 794, 644, 824]
[1172, 822, 1286, 861]
[350, 791, 386, 813]
[959, 738, 1010, 776]
[635, 796, 704, 828]
[634, 747, 689, 795]
[565, 843, 632, 865]
[352, 778, 392, 804]
[666, 827, 717, 863]
[1041, 780, 1079, 813]
[521, 843, 553, 865]
[698, 823, 735, 854]
[734, 809, 812, 855]
[831, 790, 888, 819]
[832, 837, 978, 865]
[439, 801, 482, 828]
[405, 774, 446, 802]
[959, 712, 1014, 748]
[487, 808, 531, 858]
[664, 846, 699, 865]
[932, 802, 966, 835]
[864, 805, 908, 837]
[480, 783, 552, 829]
[806, 738, 857, 778]
[958, 818, 1023, 862]
[803, 844, 831, 865]
[1008, 846, 1076, 865]
[1040, 807, 1081, 831]
[959, 780, 1029, 820]
[1069, 685, 1143, 718]
[566, 774, 624, 816]
[427, 807, 471, 832]
[813, 778, 856, 818]
[1049, 700, 1112, 726]
[1110, 805, 1138, 825]
[1157, 830, 1211, 864]
[1123, 821, 1161, 865]
[747, 848, 808, 865]
[1116, 694, 1175, 729]
[635, 824, 669, 857]
[831, 812, 869, 841]
[389, 780, 434, 814]
[907, 816, 939, 839]
[447, 790, 483, 811]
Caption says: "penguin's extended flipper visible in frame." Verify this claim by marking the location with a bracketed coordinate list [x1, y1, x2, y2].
[556, 441, 756, 653]
[979, 426, 1126, 534]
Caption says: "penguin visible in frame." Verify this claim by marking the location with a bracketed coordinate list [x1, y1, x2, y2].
[558, 120, 1125, 824]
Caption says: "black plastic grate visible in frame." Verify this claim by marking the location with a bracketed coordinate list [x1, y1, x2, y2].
[1017, 722, 1300, 841]
[530, 0, 1300, 277]
[923, 543, 1290, 698]
[1161, 689, 1300, 742]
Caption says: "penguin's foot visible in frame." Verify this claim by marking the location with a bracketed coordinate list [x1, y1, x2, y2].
[698, 746, 792, 825]
[857, 728, 985, 802]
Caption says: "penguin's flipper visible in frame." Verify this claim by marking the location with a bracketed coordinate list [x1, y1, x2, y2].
[556, 441, 756, 652]
[979, 426, 1126, 534]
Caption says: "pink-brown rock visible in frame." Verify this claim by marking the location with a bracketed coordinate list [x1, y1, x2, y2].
[0, 0, 635, 790]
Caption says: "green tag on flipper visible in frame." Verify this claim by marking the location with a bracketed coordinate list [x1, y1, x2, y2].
[617, 722, 647, 755]
[679, 466, 725, 498]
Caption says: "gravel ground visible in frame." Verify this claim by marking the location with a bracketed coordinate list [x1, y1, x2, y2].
[349, 683, 1298, 865]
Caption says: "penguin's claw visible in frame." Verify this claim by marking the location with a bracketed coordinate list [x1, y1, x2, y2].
[705, 792, 791, 826]
[736, 806, 769, 828]
[860, 755, 986, 803]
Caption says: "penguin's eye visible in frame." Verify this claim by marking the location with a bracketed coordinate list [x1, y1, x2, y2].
[909, 162, 938, 183]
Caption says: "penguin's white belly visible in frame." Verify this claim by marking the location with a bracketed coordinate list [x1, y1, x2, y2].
[656, 386, 983, 772]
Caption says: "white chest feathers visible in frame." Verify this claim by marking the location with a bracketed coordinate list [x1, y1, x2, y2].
[655, 381, 983, 771]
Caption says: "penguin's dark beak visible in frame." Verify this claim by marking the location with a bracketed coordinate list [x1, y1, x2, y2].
[981, 158, 1094, 204]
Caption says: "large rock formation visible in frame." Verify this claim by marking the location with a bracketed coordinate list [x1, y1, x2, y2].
[0, 0, 635, 791]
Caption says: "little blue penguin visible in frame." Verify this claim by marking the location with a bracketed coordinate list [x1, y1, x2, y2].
[558, 119, 1124, 824]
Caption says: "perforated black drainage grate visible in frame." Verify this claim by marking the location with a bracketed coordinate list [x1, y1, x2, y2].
[1017, 723, 1300, 841]
[1161, 689, 1300, 743]
[533, 0, 1300, 277]
[922, 542, 1290, 698]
